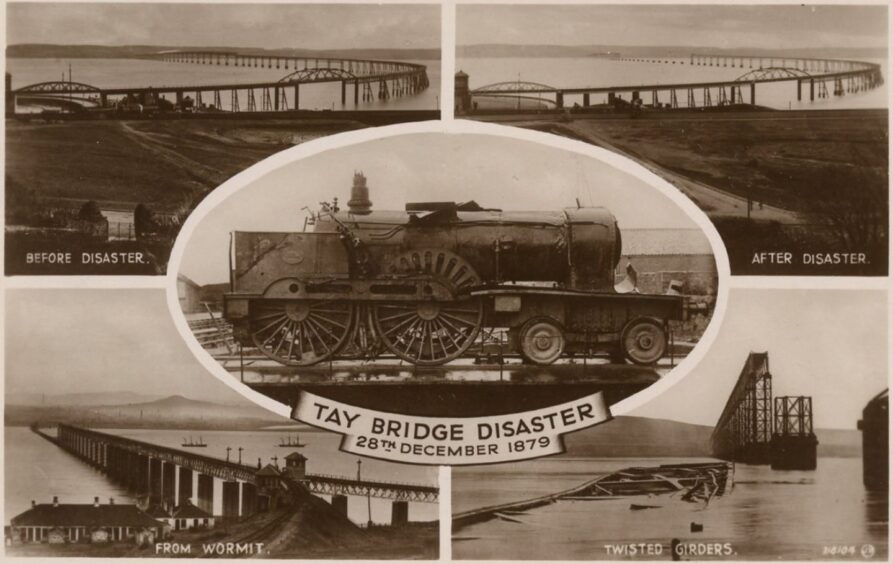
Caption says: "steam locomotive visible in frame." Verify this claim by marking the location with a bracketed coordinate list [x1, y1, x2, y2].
[223, 173, 684, 367]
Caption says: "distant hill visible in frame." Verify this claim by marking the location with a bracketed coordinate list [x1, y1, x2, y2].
[7, 44, 440, 61]
[458, 44, 886, 60]
[5, 391, 165, 407]
[561, 416, 714, 458]
[561, 416, 862, 458]
[5, 394, 286, 430]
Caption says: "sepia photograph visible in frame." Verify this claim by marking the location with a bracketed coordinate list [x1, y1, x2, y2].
[1, 1, 890, 562]
[456, 4, 887, 276]
[170, 128, 723, 450]
[5, 2, 441, 275]
[452, 288, 888, 560]
[4, 289, 439, 558]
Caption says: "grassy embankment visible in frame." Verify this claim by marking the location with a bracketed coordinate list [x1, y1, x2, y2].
[508, 110, 888, 275]
[5, 118, 364, 274]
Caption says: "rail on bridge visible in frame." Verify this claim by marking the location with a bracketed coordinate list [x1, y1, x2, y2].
[10, 50, 429, 114]
[461, 53, 883, 112]
[710, 352, 818, 470]
[40, 424, 436, 523]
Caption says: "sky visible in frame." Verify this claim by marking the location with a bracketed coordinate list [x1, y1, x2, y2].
[6, 3, 440, 50]
[5, 289, 249, 405]
[179, 131, 703, 286]
[634, 288, 888, 430]
[458, 4, 888, 49]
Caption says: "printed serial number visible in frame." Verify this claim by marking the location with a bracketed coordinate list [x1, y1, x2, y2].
[822, 545, 877, 558]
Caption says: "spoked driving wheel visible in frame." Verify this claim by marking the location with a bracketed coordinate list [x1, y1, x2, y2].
[371, 299, 483, 365]
[250, 300, 355, 366]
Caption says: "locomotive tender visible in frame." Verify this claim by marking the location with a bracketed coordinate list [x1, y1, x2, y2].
[223, 173, 684, 367]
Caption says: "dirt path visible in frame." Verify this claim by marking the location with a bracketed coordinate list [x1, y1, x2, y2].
[118, 121, 231, 188]
[539, 120, 801, 224]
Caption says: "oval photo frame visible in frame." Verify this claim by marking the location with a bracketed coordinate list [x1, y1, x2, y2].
[165, 119, 731, 450]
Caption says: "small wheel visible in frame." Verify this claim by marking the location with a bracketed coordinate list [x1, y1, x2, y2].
[621, 318, 667, 365]
[519, 318, 565, 365]
[250, 300, 355, 366]
[371, 299, 483, 366]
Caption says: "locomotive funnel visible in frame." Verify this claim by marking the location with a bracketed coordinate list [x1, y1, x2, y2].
[348, 171, 373, 215]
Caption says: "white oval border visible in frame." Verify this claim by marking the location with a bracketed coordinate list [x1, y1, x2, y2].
[165, 118, 731, 423]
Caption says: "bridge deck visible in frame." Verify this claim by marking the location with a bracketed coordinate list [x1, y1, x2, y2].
[474, 66, 880, 95]
[49, 424, 437, 500]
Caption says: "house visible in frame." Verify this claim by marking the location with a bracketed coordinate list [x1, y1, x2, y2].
[144, 504, 174, 529]
[9, 497, 168, 545]
[172, 501, 214, 530]
[177, 273, 203, 314]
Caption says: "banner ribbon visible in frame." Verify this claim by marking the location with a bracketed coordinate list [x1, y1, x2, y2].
[292, 391, 612, 465]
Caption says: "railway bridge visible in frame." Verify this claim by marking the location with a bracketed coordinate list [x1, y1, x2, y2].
[10, 50, 429, 113]
[36, 424, 436, 523]
[710, 352, 817, 470]
[464, 53, 882, 111]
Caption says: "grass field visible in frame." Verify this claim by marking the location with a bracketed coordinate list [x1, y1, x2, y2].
[508, 109, 888, 275]
[6, 118, 364, 213]
[5, 117, 366, 274]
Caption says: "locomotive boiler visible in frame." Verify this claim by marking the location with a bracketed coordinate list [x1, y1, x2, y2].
[223, 173, 684, 367]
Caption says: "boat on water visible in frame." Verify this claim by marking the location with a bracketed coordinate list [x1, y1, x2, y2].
[278, 434, 306, 448]
[181, 436, 207, 448]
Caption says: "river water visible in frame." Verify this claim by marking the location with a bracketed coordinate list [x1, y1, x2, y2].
[456, 57, 888, 111]
[7, 57, 441, 112]
[5, 426, 438, 526]
[453, 456, 888, 560]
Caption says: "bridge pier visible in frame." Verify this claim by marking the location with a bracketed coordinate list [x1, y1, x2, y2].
[391, 501, 409, 525]
[178, 467, 193, 506]
[354, 80, 360, 105]
[149, 458, 163, 500]
[241, 482, 258, 516]
[750, 82, 756, 105]
[162, 462, 176, 506]
[331, 494, 348, 516]
[136, 454, 150, 494]
[294, 85, 300, 110]
[222, 481, 240, 518]
[555, 92, 563, 109]
[197, 474, 214, 515]
[341, 81, 347, 106]
[809, 79, 815, 101]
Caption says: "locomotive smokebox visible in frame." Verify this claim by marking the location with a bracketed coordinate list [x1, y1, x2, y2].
[348, 171, 373, 215]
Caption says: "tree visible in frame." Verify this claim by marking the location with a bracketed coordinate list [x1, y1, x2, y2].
[134, 203, 157, 239]
[78, 200, 104, 222]
[805, 165, 887, 258]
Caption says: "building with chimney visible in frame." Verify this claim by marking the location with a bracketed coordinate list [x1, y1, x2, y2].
[7, 497, 168, 545]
